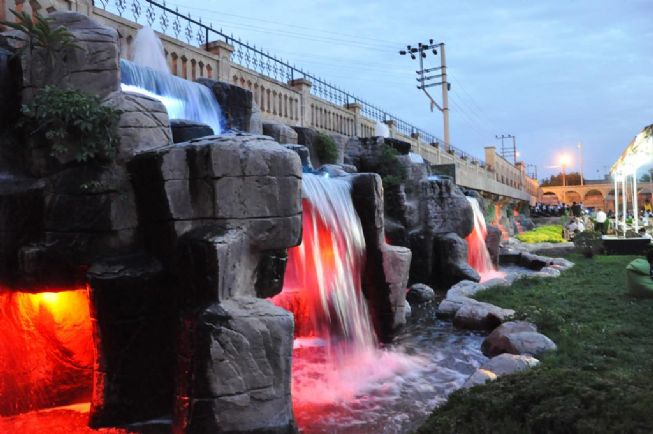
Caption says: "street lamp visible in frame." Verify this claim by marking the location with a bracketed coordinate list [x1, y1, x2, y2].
[559, 154, 571, 204]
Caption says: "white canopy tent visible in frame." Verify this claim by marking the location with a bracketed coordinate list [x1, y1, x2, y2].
[610, 125, 653, 235]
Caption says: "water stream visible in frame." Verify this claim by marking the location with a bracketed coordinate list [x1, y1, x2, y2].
[466, 197, 505, 282]
[120, 27, 224, 134]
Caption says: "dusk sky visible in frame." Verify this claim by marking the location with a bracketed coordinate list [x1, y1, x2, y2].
[166, 0, 653, 181]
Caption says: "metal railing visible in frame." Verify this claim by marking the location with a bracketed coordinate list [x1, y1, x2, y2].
[92, 0, 483, 164]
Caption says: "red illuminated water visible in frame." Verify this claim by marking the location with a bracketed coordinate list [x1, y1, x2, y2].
[466, 197, 505, 282]
[270, 174, 426, 422]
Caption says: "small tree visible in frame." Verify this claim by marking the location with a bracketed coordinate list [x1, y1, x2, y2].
[377, 145, 407, 188]
[314, 132, 339, 165]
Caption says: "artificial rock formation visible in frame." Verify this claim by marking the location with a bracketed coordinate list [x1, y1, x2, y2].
[342, 136, 476, 289]
[15, 12, 120, 101]
[0, 12, 303, 433]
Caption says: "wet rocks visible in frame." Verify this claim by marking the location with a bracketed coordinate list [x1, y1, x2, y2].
[463, 354, 540, 388]
[430, 232, 480, 288]
[198, 79, 253, 131]
[485, 225, 502, 267]
[482, 321, 557, 357]
[263, 121, 298, 144]
[453, 301, 515, 330]
[170, 119, 213, 143]
[407, 283, 435, 304]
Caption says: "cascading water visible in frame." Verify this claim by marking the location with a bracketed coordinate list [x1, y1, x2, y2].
[466, 197, 505, 282]
[271, 174, 375, 351]
[268, 174, 489, 433]
[120, 27, 224, 134]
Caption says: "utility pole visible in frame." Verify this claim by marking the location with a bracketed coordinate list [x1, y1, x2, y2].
[399, 40, 450, 149]
[495, 134, 516, 164]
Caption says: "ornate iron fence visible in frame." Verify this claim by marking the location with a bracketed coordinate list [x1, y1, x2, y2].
[92, 0, 482, 164]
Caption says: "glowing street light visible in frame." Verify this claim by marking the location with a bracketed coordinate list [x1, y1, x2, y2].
[559, 154, 572, 204]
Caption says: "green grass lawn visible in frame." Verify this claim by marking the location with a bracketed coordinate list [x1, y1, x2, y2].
[516, 225, 565, 244]
[417, 254, 653, 434]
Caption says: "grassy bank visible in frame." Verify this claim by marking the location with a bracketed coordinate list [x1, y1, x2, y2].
[417, 254, 653, 434]
[516, 225, 564, 243]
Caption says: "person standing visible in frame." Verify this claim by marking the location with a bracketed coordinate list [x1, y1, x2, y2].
[596, 208, 607, 235]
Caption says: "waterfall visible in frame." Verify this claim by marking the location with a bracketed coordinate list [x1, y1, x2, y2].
[120, 28, 224, 134]
[466, 197, 504, 281]
[271, 173, 375, 350]
[270, 174, 422, 407]
[130, 26, 169, 73]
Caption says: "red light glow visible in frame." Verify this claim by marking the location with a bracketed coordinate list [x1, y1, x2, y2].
[0, 288, 94, 417]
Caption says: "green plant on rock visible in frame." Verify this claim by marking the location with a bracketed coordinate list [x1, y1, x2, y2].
[20, 86, 122, 162]
[314, 132, 339, 164]
[1, 10, 81, 69]
[377, 144, 407, 188]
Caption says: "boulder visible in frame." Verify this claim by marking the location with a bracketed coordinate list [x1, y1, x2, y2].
[431, 232, 480, 288]
[447, 280, 484, 299]
[407, 283, 435, 304]
[462, 369, 497, 388]
[453, 301, 514, 330]
[197, 78, 253, 132]
[249, 102, 263, 134]
[178, 298, 295, 434]
[480, 353, 539, 376]
[170, 119, 213, 143]
[282, 144, 312, 169]
[129, 133, 302, 270]
[419, 178, 474, 238]
[481, 321, 538, 357]
[485, 225, 502, 267]
[18, 12, 120, 100]
[103, 91, 172, 161]
[263, 121, 298, 144]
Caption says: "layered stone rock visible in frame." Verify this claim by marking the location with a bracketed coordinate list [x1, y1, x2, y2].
[198, 79, 253, 132]
[351, 173, 412, 336]
[15, 12, 120, 100]
[103, 91, 173, 161]
[263, 121, 298, 144]
[178, 298, 295, 434]
[170, 119, 214, 144]
[88, 254, 176, 427]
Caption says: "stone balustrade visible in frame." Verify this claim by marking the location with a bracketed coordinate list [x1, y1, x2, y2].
[0, 0, 540, 202]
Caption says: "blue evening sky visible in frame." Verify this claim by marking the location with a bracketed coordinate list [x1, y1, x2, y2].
[167, 0, 653, 180]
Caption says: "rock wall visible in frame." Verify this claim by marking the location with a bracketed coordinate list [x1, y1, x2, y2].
[0, 12, 301, 433]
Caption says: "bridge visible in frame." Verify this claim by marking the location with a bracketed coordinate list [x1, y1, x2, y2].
[540, 179, 653, 210]
[1, 0, 540, 203]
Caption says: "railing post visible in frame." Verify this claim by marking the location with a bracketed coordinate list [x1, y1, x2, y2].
[345, 102, 361, 137]
[384, 119, 396, 138]
[205, 40, 234, 83]
[289, 78, 312, 128]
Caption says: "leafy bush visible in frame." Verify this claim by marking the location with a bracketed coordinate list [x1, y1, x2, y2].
[314, 132, 339, 164]
[516, 225, 564, 243]
[20, 86, 122, 162]
[377, 144, 407, 188]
